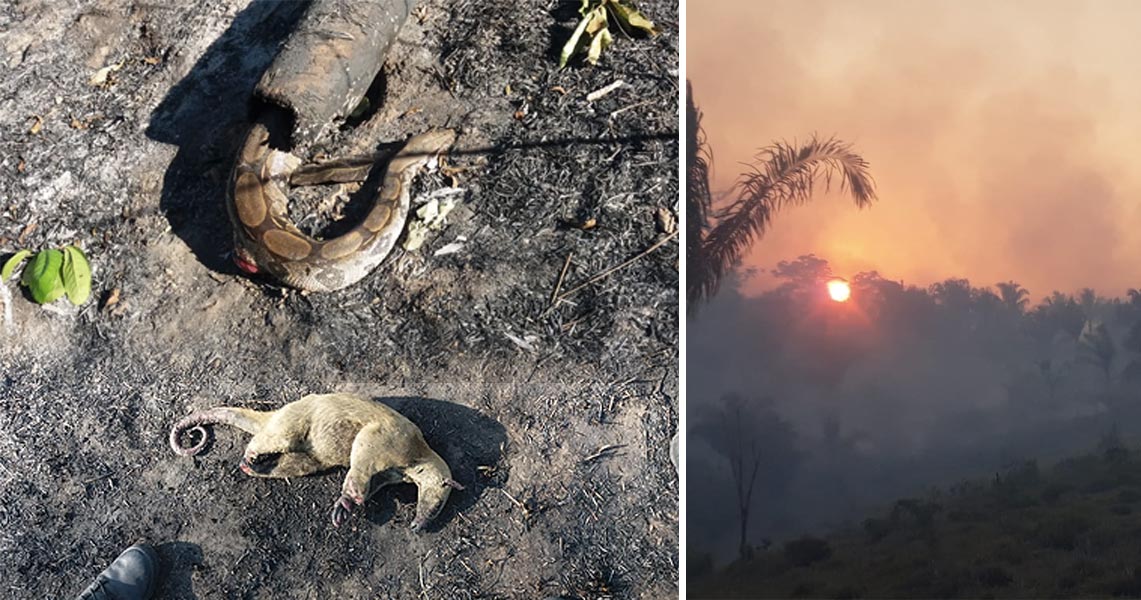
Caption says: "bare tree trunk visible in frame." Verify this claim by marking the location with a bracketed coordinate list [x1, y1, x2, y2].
[729, 408, 763, 561]
[738, 505, 749, 559]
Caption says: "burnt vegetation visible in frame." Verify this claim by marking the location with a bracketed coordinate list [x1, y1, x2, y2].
[0, 0, 678, 597]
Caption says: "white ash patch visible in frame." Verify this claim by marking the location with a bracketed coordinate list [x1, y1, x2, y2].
[25, 171, 75, 214]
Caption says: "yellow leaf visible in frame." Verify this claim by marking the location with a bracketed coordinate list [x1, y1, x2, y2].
[559, 11, 593, 68]
[587, 28, 613, 65]
[584, 6, 608, 35]
[607, 0, 659, 36]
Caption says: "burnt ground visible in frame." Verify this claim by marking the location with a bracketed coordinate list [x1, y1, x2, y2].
[0, 0, 678, 598]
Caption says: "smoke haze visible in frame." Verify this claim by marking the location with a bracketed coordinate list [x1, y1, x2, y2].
[689, 0, 1141, 298]
[687, 1, 1141, 571]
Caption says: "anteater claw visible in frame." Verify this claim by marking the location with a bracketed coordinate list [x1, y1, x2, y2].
[331, 495, 356, 528]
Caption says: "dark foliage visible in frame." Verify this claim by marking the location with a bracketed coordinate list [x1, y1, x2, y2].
[693, 443, 1141, 598]
[783, 536, 832, 567]
[976, 566, 1013, 588]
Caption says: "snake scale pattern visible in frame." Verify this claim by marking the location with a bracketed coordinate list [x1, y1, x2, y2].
[226, 124, 456, 292]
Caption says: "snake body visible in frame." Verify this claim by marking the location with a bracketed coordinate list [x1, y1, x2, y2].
[226, 125, 456, 292]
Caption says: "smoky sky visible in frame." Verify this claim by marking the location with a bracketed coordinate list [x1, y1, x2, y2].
[690, 0, 1141, 298]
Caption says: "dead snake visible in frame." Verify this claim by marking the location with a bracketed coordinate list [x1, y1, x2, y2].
[226, 124, 456, 292]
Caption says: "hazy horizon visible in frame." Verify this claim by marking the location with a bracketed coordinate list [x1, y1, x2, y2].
[739, 252, 1141, 302]
[690, 0, 1141, 297]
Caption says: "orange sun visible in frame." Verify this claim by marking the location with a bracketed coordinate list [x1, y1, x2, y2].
[827, 279, 851, 302]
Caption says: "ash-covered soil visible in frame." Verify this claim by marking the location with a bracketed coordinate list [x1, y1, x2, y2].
[0, 0, 678, 598]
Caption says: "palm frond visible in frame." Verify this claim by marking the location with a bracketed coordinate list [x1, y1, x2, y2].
[686, 81, 713, 230]
[996, 281, 1030, 311]
[690, 135, 877, 306]
[686, 80, 716, 314]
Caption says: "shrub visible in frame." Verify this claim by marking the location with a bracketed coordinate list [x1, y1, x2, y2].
[891, 498, 942, 528]
[928, 571, 967, 598]
[1002, 459, 1041, 486]
[831, 584, 860, 599]
[1099, 425, 1128, 464]
[1086, 526, 1119, 554]
[687, 549, 713, 579]
[790, 582, 814, 597]
[1036, 513, 1092, 551]
[1041, 483, 1075, 503]
[1104, 446, 1130, 465]
[1084, 478, 1117, 494]
[977, 566, 1013, 588]
[863, 517, 892, 543]
[1065, 558, 1104, 585]
[897, 568, 966, 598]
[993, 539, 1027, 565]
[783, 536, 832, 567]
[947, 508, 985, 522]
[949, 481, 986, 497]
[1111, 571, 1141, 597]
[996, 492, 1039, 510]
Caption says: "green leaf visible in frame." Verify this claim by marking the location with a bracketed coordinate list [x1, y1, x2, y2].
[61, 245, 92, 305]
[21, 249, 66, 304]
[607, 0, 659, 36]
[1, 249, 31, 281]
[586, 28, 613, 65]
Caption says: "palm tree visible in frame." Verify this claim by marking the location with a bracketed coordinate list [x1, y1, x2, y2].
[1078, 319, 1116, 388]
[685, 82, 878, 310]
[996, 281, 1030, 314]
[1036, 359, 1065, 401]
[1078, 288, 1099, 317]
[1127, 320, 1141, 354]
[1030, 291, 1085, 342]
[929, 278, 974, 311]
